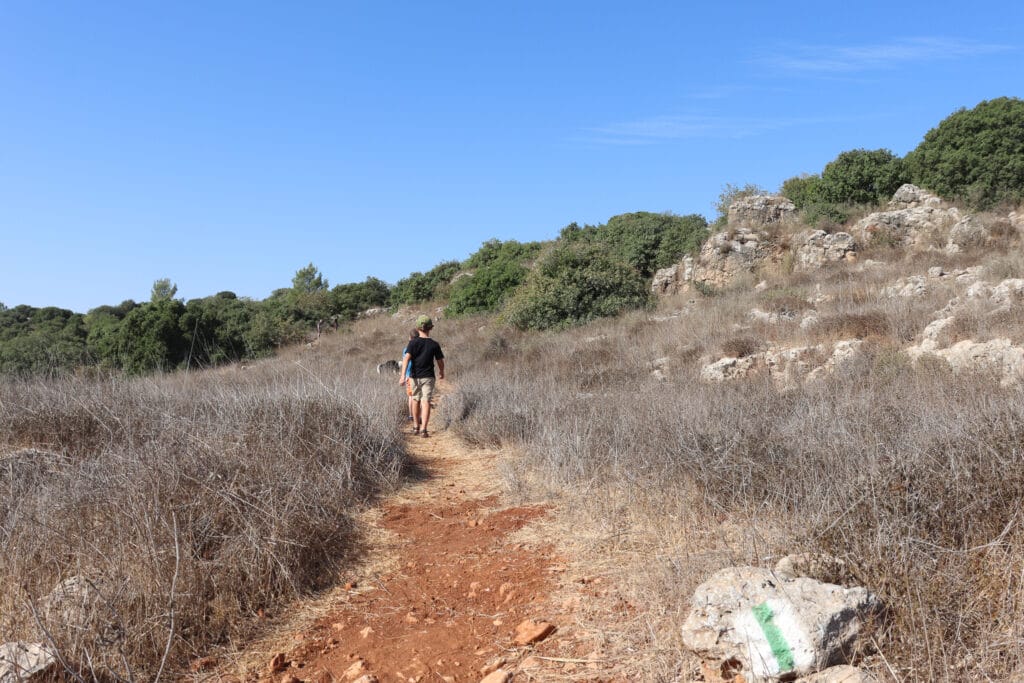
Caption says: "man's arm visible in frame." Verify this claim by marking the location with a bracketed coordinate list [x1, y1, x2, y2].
[436, 358, 445, 380]
[399, 352, 412, 385]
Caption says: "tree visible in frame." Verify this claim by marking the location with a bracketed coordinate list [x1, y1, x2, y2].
[115, 300, 188, 374]
[502, 242, 650, 330]
[391, 261, 461, 305]
[150, 278, 178, 303]
[180, 294, 258, 366]
[906, 97, 1024, 208]
[780, 174, 823, 210]
[332, 277, 391, 320]
[595, 212, 708, 275]
[817, 148, 907, 205]
[447, 240, 545, 316]
[84, 300, 138, 367]
[291, 263, 328, 293]
[0, 305, 87, 375]
[288, 263, 333, 324]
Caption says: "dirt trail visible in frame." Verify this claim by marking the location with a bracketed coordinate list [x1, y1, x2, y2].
[224, 401, 625, 683]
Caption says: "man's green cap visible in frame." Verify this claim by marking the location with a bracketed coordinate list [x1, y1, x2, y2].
[416, 315, 433, 330]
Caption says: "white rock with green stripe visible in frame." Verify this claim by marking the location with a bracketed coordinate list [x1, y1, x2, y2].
[681, 566, 882, 682]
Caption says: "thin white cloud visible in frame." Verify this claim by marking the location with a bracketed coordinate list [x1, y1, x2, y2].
[766, 37, 1012, 73]
[580, 114, 841, 146]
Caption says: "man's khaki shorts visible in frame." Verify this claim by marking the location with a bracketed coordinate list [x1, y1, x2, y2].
[411, 377, 435, 402]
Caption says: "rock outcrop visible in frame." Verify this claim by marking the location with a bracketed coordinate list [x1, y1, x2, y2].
[729, 195, 797, 227]
[654, 195, 796, 295]
[851, 184, 961, 250]
[689, 228, 775, 291]
[682, 566, 881, 682]
[700, 341, 862, 387]
[651, 264, 681, 295]
[792, 230, 857, 271]
[908, 338, 1024, 386]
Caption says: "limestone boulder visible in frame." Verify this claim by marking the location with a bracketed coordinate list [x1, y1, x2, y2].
[881, 276, 927, 298]
[990, 278, 1024, 307]
[806, 341, 864, 383]
[682, 566, 882, 682]
[729, 195, 797, 227]
[690, 228, 775, 290]
[651, 264, 680, 295]
[918, 317, 956, 352]
[908, 338, 1024, 386]
[851, 185, 960, 250]
[792, 231, 857, 271]
[0, 642, 57, 683]
[946, 215, 989, 251]
[701, 356, 758, 382]
[888, 183, 944, 209]
[774, 554, 854, 587]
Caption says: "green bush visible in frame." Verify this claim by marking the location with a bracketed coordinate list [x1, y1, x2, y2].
[0, 306, 87, 375]
[180, 293, 260, 366]
[818, 148, 907, 205]
[391, 261, 461, 305]
[596, 212, 708, 276]
[447, 240, 542, 316]
[906, 96, 1024, 208]
[502, 242, 650, 330]
[780, 174, 822, 210]
[332, 277, 391, 320]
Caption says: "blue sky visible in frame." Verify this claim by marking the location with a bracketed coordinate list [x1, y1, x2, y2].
[1, 1, 1021, 313]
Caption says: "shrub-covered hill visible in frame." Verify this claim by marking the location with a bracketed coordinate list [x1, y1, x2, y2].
[2, 96, 1022, 378]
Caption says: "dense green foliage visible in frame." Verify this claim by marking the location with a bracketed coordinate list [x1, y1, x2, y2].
[0, 265, 394, 375]
[391, 261, 461, 305]
[780, 174, 822, 210]
[818, 148, 907, 205]
[906, 97, 1024, 208]
[503, 241, 650, 330]
[782, 149, 908, 224]
[332, 277, 391, 320]
[0, 306, 87, 375]
[447, 240, 544, 316]
[593, 212, 708, 276]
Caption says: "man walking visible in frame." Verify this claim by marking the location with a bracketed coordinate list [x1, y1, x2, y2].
[399, 315, 445, 438]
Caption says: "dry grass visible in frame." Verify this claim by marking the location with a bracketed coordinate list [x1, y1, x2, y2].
[445, 238, 1024, 680]
[0, 342, 407, 679]
[7, 216, 1024, 681]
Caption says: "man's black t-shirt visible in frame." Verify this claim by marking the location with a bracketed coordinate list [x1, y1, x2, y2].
[406, 336, 444, 379]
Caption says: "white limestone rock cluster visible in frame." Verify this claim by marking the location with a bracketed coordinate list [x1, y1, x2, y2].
[851, 184, 961, 250]
[728, 195, 797, 227]
[903, 275, 1024, 386]
[700, 340, 863, 387]
[792, 230, 857, 271]
[690, 228, 776, 291]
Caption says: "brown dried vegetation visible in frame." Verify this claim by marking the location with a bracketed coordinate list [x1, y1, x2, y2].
[445, 222, 1024, 680]
[0, 345, 406, 679]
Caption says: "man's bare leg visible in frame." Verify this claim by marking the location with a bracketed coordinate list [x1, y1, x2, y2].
[420, 400, 432, 435]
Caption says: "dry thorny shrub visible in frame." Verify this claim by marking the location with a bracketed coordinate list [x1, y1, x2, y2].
[447, 293, 1024, 679]
[0, 348, 406, 680]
